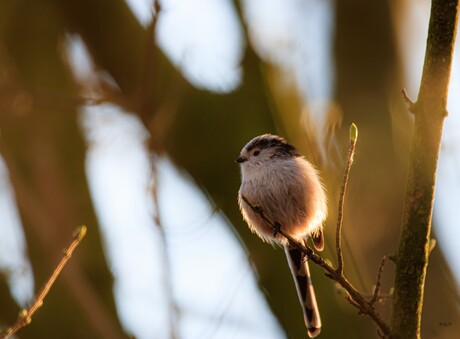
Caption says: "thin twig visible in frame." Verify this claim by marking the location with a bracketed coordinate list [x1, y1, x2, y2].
[345, 295, 361, 309]
[336, 123, 357, 275]
[241, 195, 391, 336]
[0, 226, 87, 339]
[370, 256, 387, 306]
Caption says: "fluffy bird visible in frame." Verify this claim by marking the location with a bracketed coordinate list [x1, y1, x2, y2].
[236, 134, 327, 337]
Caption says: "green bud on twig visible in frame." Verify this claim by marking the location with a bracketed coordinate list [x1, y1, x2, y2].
[73, 225, 87, 240]
[350, 123, 358, 143]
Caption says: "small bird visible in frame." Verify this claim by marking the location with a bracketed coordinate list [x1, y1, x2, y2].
[236, 134, 327, 338]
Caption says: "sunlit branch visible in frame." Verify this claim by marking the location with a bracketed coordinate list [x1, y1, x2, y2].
[242, 194, 391, 336]
[391, 1, 459, 337]
[336, 123, 357, 275]
[0, 226, 87, 339]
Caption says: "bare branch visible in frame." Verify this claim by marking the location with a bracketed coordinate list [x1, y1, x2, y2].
[241, 196, 391, 337]
[345, 295, 361, 309]
[336, 123, 358, 275]
[0, 226, 87, 339]
[370, 256, 387, 306]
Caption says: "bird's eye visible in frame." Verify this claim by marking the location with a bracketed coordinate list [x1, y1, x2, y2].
[253, 150, 260, 156]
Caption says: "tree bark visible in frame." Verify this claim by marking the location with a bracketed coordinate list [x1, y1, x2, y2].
[390, 1, 459, 338]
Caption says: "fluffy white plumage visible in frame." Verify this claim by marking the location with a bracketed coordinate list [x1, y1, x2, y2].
[236, 134, 327, 337]
[236, 134, 327, 246]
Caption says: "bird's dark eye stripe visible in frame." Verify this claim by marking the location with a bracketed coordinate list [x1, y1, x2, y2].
[253, 150, 260, 156]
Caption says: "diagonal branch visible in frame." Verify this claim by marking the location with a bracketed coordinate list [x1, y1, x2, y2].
[242, 195, 391, 336]
[0, 226, 87, 339]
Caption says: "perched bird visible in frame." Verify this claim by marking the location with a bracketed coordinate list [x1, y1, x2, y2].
[236, 134, 327, 338]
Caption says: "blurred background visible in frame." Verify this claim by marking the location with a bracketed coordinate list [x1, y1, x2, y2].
[0, 0, 459, 338]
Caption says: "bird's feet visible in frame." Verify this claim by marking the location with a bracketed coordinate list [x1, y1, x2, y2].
[253, 204, 264, 214]
[272, 222, 281, 238]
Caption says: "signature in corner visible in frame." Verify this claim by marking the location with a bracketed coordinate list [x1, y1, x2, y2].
[438, 321, 453, 327]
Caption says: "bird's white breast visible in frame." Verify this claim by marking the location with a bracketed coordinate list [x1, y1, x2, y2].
[238, 157, 326, 244]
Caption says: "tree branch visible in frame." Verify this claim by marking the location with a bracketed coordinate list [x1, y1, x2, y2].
[390, 1, 459, 338]
[0, 226, 87, 339]
[336, 123, 357, 275]
[242, 195, 391, 336]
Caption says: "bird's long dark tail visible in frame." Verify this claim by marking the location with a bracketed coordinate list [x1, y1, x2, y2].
[284, 244, 321, 338]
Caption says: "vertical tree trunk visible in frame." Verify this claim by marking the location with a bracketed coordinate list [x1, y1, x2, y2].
[390, 1, 459, 338]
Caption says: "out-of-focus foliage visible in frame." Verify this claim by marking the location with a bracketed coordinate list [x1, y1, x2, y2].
[0, 0, 459, 338]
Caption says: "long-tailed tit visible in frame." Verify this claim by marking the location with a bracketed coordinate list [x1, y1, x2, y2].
[236, 134, 327, 338]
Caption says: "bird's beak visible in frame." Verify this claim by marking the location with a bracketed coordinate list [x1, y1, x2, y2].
[235, 156, 247, 163]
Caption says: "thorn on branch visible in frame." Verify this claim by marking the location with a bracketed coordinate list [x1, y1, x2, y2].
[401, 89, 416, 114]
[388, 254, 397, 263]
[429, 238, 436, 254]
